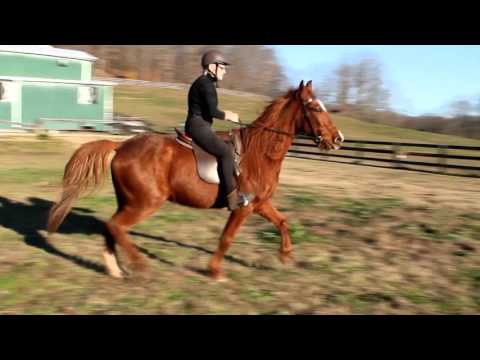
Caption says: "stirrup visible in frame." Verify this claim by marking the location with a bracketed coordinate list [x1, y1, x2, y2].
[227, 190, 255, 211]
[238, 192, 255, 207]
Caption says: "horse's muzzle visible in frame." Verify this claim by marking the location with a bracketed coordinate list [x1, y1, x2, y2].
[333, 131, 345, 150]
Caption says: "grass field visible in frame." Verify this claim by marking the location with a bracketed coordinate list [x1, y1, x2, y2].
[115, 86, 480, 146]
[0, 86, 479, 314]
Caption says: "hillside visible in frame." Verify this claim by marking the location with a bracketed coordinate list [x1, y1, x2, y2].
[114, 86, 480, 147]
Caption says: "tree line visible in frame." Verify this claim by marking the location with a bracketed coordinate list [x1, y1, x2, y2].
[60, 45, 288, 97]
[61, 46, 479, 139]
[318, 57, 480, 140]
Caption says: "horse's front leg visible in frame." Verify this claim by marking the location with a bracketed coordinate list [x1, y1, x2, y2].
[256, 200, 294, 264]
[209, 206, 253, 281]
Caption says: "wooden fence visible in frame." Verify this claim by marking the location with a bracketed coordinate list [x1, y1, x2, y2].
[289, 135, 480, 177]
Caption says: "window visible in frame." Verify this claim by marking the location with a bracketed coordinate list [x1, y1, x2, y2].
[0, 82, 19, 102]
[57, 59, 69, 67]
[78, 86, 98, 104]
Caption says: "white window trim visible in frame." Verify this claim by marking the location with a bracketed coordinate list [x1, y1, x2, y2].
[0, 81, 20, 103]
[78, 86, 99, 105]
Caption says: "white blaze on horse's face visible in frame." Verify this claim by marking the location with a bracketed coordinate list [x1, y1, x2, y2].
[305, 97, 344, 151]
[314, 99, 327, 113]
[337, 130, 345, 143]
[332, 130, 344, 150]
[318, 100, 344, 149]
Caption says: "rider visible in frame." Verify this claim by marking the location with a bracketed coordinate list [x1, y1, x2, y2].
[185, 50, 253, 211]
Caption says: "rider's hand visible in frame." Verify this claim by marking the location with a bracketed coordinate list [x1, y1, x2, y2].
[224, 111, 240, 123]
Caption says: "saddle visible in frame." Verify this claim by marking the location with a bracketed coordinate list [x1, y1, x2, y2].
[175, 128, 243, 184]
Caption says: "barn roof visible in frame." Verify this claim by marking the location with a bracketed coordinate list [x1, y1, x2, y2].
[0, 76, 115, 86]
[0, 45, 97, 62]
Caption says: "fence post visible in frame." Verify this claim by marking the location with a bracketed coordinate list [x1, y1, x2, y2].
[354, 142, 364, 164]
[438, 145, 448, 174]
[392, 144, 403, 168]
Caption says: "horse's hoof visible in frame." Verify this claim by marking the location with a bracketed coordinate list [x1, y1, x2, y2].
[108, 270, 124, 279]
[278, 252, 295, 265]
[215, 276, 229, 283]
[116, 260, 149, 281]
[126, 268, 152, 283]
[103, 251, 124, 279]
[119, 264, 132, 278]
[130, 259, 148, 272]
[209, 270, 228, 283]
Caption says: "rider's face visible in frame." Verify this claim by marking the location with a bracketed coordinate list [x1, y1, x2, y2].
[208, 64, 227, 80]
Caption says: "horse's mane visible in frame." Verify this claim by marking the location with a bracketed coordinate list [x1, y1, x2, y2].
[241, 88, 299, 184]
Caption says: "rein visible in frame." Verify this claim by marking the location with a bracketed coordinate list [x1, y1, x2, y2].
[237, 97, 323, 144]
[239, 122, 295, 137]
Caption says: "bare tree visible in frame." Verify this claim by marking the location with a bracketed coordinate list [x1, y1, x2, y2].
[315, 74, 338, 106]
[352, 59, 389, 111]
[58, 45, 287, 95]
[335, 64, 353, 107]
[353, 59, 370, 107]
[331, 58, 389, 111]
[450, 100, 473, 117]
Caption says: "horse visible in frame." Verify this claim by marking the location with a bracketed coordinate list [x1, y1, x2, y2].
[47, 80, 344, 281]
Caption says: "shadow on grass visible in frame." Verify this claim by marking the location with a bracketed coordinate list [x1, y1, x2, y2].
[130, 231, 275, 272]
[0, 196, 106, 275]
[0, 196, 270, 277]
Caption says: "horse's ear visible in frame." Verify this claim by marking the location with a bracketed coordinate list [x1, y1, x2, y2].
[306, 80, 313, 89]
[298, 80, 305, 90]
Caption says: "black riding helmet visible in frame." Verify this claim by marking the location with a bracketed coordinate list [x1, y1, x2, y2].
[201, 50, 231, 69]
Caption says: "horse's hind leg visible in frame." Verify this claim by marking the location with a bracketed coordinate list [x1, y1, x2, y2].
[104, 204, 162, 278]
[103, 228, 124, 278]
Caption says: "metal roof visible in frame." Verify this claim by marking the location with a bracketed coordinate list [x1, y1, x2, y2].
[0, 76, 115, 86]
[0, 45, 97, 61]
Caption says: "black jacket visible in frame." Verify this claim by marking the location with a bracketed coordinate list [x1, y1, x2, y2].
[187, 73, 225, 124]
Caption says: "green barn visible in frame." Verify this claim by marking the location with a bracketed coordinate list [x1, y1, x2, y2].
[0, 45, 115, 132]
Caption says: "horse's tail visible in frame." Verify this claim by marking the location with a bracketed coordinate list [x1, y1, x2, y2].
[47, 140, 121, 234]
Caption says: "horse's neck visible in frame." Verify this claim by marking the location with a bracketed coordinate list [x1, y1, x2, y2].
[243, 102, 298, 167]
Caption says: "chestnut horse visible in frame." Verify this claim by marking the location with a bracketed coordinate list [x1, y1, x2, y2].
[47, 80, 344, 280]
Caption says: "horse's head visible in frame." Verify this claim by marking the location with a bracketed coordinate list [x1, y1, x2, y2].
[296, 80, 344, 151]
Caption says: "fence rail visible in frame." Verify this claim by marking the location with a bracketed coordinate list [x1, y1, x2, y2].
[289, 136, 480, 176]
[2, 120, 479, 176]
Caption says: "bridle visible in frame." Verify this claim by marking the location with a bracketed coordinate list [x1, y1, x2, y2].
[301, 97, 324, 145]
[240, 96, 324, 144]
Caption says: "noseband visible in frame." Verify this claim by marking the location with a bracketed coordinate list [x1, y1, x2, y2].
[302, 98, 324, 144]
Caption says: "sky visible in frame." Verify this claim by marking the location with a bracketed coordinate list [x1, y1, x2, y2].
[271, 45, 480, 116]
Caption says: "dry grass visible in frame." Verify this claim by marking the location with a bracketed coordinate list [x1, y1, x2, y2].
[0, 135, 479, 314]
